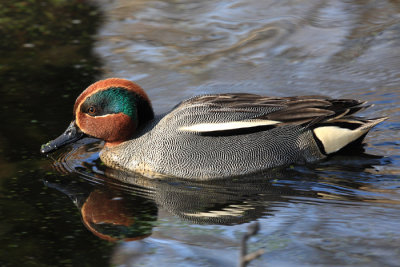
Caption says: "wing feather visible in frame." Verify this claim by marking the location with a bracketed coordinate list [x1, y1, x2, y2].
[170, 93, 369, 136]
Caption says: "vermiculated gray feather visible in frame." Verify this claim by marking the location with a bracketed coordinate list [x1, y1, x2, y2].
[100, 94, 384, 179]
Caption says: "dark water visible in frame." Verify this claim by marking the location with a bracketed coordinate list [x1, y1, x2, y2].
[1, 0, 400, 266]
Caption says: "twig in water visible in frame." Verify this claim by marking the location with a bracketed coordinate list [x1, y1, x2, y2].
[239, 221, 265, 267]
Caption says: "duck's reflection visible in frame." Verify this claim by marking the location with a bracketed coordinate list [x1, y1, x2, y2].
[44, 139, 388, 242]
[44, 178, 157, 242]
[45, 167, 312, 242]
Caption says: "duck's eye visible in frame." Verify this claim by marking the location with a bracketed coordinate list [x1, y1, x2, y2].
[87, 106, 96, 115]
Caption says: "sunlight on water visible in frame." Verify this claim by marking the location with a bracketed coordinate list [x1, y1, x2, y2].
[76, 1, 400, 265]
[95, 0, 400, 111]
[36, 0, 400, 266]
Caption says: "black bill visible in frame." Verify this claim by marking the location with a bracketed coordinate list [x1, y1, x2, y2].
[40, 121, 85, 154]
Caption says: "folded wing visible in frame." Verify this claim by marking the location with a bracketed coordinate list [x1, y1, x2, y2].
[172, 94, 367, 134]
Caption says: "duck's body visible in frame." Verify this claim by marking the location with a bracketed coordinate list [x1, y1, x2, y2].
[100, 96, 327, 179]
[41, 78, 387, 180]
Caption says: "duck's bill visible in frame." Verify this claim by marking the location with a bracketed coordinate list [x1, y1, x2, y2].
[40, 121, 86, 154]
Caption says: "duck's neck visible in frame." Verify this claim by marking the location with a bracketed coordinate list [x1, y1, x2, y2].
[104, 141, 124, 147]
[103, 114, 164, 148]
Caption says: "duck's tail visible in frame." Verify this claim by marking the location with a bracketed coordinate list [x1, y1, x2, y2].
[312, 117, 388, 155]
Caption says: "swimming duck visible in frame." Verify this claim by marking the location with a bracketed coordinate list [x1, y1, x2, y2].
[41, 78, 387, 180]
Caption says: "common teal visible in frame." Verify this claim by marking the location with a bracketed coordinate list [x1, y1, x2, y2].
[41, 78, 387, 179]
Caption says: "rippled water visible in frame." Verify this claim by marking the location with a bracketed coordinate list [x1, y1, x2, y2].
[95, 0, 400, 110]
[2, 0, 399, 266]
[43, 0, 400, 266]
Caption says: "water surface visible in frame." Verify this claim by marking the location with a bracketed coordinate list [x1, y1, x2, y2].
[1, 0, 400, 266]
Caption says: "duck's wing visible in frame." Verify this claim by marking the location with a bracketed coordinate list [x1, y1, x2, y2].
[169, 93, 370, 136]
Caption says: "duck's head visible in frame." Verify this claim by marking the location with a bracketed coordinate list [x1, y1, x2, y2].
[41, 78, 154, 154]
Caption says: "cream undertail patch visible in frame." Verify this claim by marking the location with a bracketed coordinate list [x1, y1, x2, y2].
[313, 126, 368, 154]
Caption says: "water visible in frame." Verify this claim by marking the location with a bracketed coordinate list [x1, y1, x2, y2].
[1, 0, 400, 266]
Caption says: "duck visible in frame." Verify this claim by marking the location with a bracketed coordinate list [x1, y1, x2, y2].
[41, 78, 387, 180]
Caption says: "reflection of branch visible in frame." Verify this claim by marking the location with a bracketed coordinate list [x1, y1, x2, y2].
[239, 222, 265, 267]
